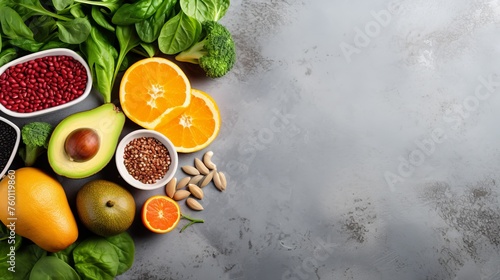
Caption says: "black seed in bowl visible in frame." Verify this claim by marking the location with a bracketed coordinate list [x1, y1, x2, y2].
[0, 120, 18, 172]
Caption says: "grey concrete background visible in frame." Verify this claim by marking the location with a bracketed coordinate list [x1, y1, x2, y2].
[5, 0, 500, 279]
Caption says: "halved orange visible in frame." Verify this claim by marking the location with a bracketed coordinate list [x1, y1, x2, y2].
[154, 89, 221, 153]
[119, 58, 191, 128]
[142, 195, 181, 233]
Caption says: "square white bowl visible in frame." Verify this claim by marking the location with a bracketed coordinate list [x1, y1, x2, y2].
[0, 48, 92, 118]
[0, 116, 20, 178]
[115, 129, 178, 190]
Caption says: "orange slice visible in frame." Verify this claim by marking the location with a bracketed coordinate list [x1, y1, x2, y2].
[154, 89, 221, 153]
[119, 58, 191, 128]
[142, 195, 181, 233]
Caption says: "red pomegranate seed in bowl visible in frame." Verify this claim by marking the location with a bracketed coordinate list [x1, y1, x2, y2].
[0, 48, 92, 118]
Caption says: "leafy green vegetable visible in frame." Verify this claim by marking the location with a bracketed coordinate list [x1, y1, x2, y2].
[52, 0, 75, 11]
[175, 21, 235, 78]
[105, 232, 135, 275]
[113, 25, 141, 86]
[28, 16, 56, 42]
[180, 0, 229, 22]
[9, 37, 45, 52]
[0, 48, 17, 67]
[0, 6, 34, 40]
[50, 241, 80, 266]
[158, 10, 202, 55]
[18, 2, 73, 21]
[82, 26, 118, 103]
[70, 4, 86, 18]
[7, 244, 47, 280]
[111, 0, 164, 25]
[91, 6, 115, 32]
[56, 17, 91, 44]
[74, 0, 123, 14]
[29, 256, 81, 280]
[135, 0, 176, 43]
[18, 122, 54, 167]
[73, 238, 120, 280]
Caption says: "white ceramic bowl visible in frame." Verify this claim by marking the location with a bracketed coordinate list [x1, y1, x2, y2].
[0, 116, 20, 178]
[116, 129, 178, 190]
[0, 48, 92, 118]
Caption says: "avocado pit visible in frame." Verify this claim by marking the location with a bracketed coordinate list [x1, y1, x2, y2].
[64, 128, 100, 162]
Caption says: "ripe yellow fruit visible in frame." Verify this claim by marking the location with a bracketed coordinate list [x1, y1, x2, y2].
[0, 167, 78, 252]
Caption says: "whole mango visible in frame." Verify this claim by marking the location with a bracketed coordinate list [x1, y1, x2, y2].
[0, 167, 78, 252]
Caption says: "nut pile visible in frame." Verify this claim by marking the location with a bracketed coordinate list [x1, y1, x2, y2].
[0, 55, 88, 113]
[123, 137, 171, 184]
[165, 151, 227, 211]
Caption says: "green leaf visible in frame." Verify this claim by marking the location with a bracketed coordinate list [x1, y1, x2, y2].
[180, 0, 229, 22]
[49, 241, 79, 266]
[73, 238, 120, 280]
[9, 38, 45, 52]
[92, 6, 115, 32]
[29, 16, 57, 42]
[140, 42, 157, 57]
[56, 17, 91, 44]
[113, 24, 141, 86]
[0, 244, 47, 280]
[70, 4, 86, 18]
[158, 11, 202, 55]
[105, 232, 135, 275]
[111, 0, 164, 25]
[135, 0, 176, 43]
[0, 48, 18, 67]
[52, 0, 74, 11]
[0, 6, 34, 39]
[82, 26, 118, 103]
[29, 256, 81, 280]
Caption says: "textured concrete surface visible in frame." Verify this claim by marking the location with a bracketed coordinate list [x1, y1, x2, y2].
[6, 0, 500, 279]
[123, 0, 500, 279]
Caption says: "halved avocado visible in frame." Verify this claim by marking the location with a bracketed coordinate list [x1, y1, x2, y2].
[48, 103, 125, 179]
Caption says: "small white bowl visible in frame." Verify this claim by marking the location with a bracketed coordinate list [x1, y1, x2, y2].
[0, 116, 20, 178]
[116, 129, 178, 190]
[0, 48, 92, 118]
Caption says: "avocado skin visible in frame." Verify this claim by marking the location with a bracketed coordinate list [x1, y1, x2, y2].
[48, 103, 126, 179]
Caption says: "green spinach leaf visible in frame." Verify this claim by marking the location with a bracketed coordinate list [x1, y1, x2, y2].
[52, 0, 74, 11]
[1, 244, 47, 280]
[18, 1, 73, 21]
[0, 6, 34, 39]
[29, 16, 57, 42]
[70, 4, 86, 18]
[111, 0, 164, 25]
[9, 38, 45, 52]
[82, 26, 118, 103]
[41, 40, 72, 50]
[73, 238, 119, 280]
[74, 0, 123, 14]
[105, 232, 135, 275]
[180, 0, 229, 22]
[113, 25, 141, 85]
[135, 0, 176, 43]
[50, 241, 79, 266]
[29, 256, 81, 280]
[56, 17, 91, 44]
[158, 10, 202, 55]
[0, 48, 18, 67]
[92, 6, 115, 32]
[139, 42, 157, 57]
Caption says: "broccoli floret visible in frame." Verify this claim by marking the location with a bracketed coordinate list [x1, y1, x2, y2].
[18, 122, 53, 167]
[175, 21, 236, 78]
